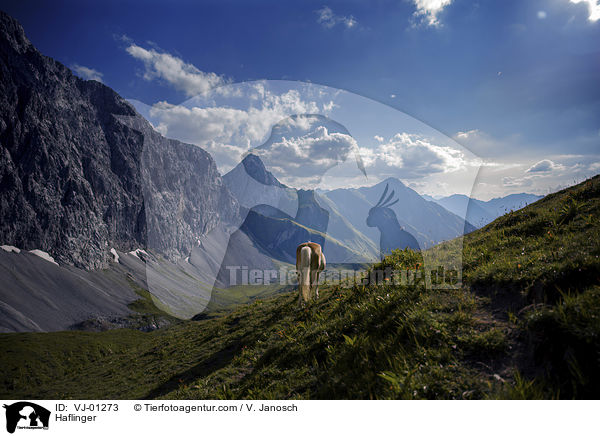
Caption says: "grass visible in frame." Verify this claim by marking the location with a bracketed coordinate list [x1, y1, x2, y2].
[208, 283, 294, 311]
[0, 284, 504, 399]
[462, 179, 600, 305]
[127, 277, 178, 318]
[459, 176, 600, 399]
[1, 175, 599, 399]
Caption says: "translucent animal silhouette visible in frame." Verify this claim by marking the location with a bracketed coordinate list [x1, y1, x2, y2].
[366, 184, 420, 259]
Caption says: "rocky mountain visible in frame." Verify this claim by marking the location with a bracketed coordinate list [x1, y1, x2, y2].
[0, 11, 243, 330]
[223, 154, 298, 218]
[0, 11, 238, 270]
[238, 153, 286, 188]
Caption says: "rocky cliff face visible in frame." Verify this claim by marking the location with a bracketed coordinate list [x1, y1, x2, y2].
[0, 11, 238, 269]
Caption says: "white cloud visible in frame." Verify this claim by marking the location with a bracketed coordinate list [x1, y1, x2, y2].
[149, 102, 249, 144]
[150, 87, 319, 145]
[537, 10, 547, 19]
[125, 43, 228, 96]
[278, 115, 311, 131]
[498, 159, 565, 189]
[255, 126, 358, 181]
[374, 135, 384, 142]
[526, 159, 564, 173]
[323, 100, 338, 111]
[72, 64, 103, 82]
[412, 0, 453, 27]
[455, 129, 479, 140]
[359, 133, 475, 179]
[145, 85, 323, 168]
[569, 0, 600, 21]
[316, 6, 357, 29]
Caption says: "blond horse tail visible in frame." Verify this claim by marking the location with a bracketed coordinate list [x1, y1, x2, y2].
[299, 245, 312, 302]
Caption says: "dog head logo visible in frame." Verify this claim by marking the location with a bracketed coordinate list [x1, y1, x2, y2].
[3, 402, 50, 433]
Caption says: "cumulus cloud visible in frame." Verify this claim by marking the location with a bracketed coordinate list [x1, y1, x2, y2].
[149, 102, 249, 144]
[278, 114, 322, 132]
[526, 159, 564, 173]
[255, 126, 358, 181]
[359, 133, 474, 179]
[125, 43, 228, 96]
[72, 64, 103, 82]
[150, 87, 319, 145]
[455, 129, 479, 140]
[493, 159, 565, 190]
[323, 100, 338, 112]
[412, 0, 453, 26]
[144, 84, 324, 169]
[569, 0, 600, 21]
[316, 6, 357, 29]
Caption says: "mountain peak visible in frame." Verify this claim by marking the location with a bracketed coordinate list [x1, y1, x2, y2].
[241, 154, 286, 188]
[0, 10, 32, 54]
[379, 177, 406, 188]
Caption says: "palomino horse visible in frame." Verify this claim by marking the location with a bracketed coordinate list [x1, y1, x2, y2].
[296, 242, 326, 304]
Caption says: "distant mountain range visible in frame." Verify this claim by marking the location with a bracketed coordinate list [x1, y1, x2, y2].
[430, 193, 543, 228]
[320, 177, 475, 250]
[223, 154, 381, 265]
[222, 153, 475, 272]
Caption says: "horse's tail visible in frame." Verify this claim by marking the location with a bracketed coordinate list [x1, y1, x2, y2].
[299, 246, 312, 302]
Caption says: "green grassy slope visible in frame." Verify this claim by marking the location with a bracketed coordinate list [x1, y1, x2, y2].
[1, 175, 598, 399]
[461, 175, 600, 398]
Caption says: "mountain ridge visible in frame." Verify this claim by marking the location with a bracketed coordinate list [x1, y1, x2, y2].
[0, 10, 239, 270]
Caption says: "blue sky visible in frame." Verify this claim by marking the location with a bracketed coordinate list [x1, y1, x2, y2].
[2, 0, 599, 199]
